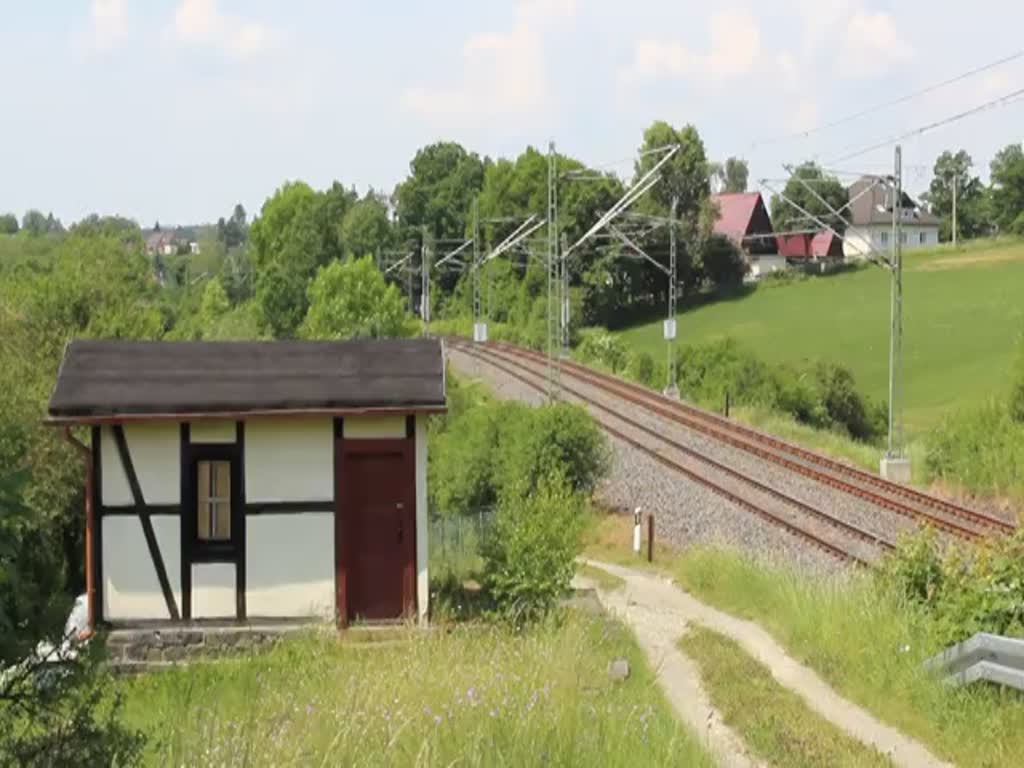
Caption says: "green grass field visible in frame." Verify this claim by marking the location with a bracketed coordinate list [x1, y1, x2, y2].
[680, 626, 892, 768]
[617, 238, 1024, 434]
[673, 546, 1024, 767]
[582, 513, 1024, 765]
[119, 612, 712, 767]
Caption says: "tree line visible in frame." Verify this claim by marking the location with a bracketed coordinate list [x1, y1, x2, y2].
[2, 121, 1022, 662]
[767, 142, 1024, 242]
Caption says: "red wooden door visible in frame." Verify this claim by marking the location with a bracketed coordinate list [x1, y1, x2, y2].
[335, 440, 415, 623]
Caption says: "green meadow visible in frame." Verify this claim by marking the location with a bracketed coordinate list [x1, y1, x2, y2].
[617, 238, 1024, 434]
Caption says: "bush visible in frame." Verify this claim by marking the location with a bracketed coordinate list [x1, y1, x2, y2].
[925, 400, 1024, 499]
[428, 378, 608, 626]
[429, 383, 608, 519]
[576, 330, 629, 373]
[0, 644, 146, 767]
[880, 527, 945, 604]
[673, 340, 884, 441]
[678, 339, 781, 409]
[700, 234, 748, 288]
[496, 403, 608, 499]
[882, 527, 1024, 645]
[430, 399, 529, 519]
[573, 329, 886, 442]
[814, 362, 884, 440]
[625, 350, 659, 388]
[481, 479, 584, 625]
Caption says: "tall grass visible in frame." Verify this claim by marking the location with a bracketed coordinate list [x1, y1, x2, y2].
[119, 612, 713, 767]
[728, 405, 884, 471]
[674, 547, 1024, 767]
[926, 399, 1024, 503]
[680, 626, 891, 768]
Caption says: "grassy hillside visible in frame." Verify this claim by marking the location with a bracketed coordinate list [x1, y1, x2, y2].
[617, 238, 1024, 434]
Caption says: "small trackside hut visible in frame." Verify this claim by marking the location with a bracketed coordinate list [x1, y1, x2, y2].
[46, 338, 446, 631]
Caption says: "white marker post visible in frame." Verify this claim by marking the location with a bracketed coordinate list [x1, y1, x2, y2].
[633, 506, 642, 556]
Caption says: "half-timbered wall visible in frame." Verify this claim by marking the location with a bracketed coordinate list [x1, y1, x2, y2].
[244, 417, 334, 618]
[95, 413, 430, 624]
[98, 424, 181, 621]
[101, 515, 180, 620]
[100, 423, 179, 506]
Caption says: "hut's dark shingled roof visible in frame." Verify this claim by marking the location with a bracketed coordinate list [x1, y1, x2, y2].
[48, 339, 445, 419]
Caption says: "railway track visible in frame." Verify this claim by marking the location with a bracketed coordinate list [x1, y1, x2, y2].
[484, 339, 1014, 542]
[449, 340, 892, 568]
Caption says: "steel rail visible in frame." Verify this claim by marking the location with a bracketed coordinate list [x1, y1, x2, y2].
[463, 341, 892, 552]
[451, 341, 877, 567]
[491, 340, 1008, 540]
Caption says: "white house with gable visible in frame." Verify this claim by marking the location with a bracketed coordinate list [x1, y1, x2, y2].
[843, 178, 940, 259]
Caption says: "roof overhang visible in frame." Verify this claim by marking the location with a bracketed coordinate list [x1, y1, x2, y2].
[44, 404, 447, 427]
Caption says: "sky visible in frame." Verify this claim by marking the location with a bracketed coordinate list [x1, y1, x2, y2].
[2, 0, 1023, 226]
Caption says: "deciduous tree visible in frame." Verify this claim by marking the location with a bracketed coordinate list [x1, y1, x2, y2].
[249, 181, 349, 334]
[394, 142, 485, 241]
[990, 143, 1024, 235]
[700, 234, 748, 287]
[711, 157, 749, 193]
[769, 162, 847, 235]
[635, 121, 710, 218]
[217, 202, 249, 249]
[340, 193, 392, 259]
[0, 232, 163, 658]
[255, 259, 307, 338]
[199, 277, 230, 328]
[926, 150, 987, 241]
[301, 255, 411, 339]
[21, 210, 48, 236]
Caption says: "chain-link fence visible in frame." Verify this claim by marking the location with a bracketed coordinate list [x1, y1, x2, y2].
[429, 507, 495, 578]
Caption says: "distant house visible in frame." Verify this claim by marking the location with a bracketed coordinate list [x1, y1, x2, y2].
[711, 192, 787, 280]
[776, 230, 844, 261]
[146, 231, 179, 257]
[843, 178, 940, 259]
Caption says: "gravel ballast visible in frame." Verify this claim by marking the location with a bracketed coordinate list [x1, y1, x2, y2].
[447, 345, 842, 574]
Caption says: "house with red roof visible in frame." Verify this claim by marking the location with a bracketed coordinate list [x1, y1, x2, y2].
[776, 230, 844, 261]
[710, 192, 788, 280]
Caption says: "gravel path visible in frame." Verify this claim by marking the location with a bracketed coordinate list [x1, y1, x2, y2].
[573, 569, 767, 768]
[448, 346, 842, 574]
[585, 560, 954, 768]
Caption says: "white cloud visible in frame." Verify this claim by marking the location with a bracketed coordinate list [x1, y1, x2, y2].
[838, 9, 913, 78]
[790, 0, 853, 57]
[704, 9, 762, 78]
[88, 0, 128, 50]
[776, 51, 800, 91]
[168, 0, 279, 58]
[401, 0, 575, 121]
[621, 40, 694, 82]
[789, 100, 819, 133]
[619, 9, 801, 88]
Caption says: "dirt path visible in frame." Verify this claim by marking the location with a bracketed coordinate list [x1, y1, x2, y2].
[575, 567, 767, 768]
[583, 560, 954, 768]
